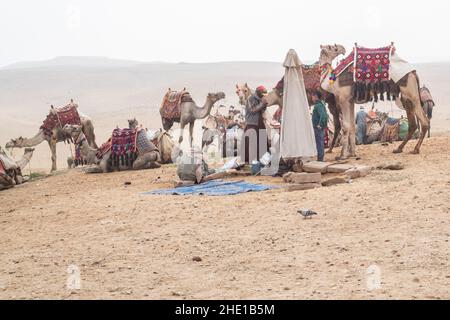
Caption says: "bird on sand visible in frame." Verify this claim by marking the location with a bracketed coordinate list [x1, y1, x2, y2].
[298, 209, 318, 219]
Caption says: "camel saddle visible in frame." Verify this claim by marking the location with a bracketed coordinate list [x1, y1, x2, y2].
[160, 89, 193, 121]
[420, 87, 435, 107]
[332, 45, 403, 102]
[41, 104, 82, 138]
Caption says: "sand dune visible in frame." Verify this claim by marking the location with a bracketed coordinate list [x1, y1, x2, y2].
[1, 58, 449, 171]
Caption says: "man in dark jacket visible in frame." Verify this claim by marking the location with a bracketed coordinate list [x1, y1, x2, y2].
[242, 86, 269, 164]
[311, 91, 328, 162]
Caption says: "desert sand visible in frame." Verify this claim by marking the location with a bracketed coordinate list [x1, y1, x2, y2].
[1, 59, 449, 300]
[0, 135, 449, 299]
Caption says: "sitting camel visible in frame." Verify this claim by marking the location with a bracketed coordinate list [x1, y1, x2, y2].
[6, 100, 97, 172]
[128, 118, 180, 164]
[160, 91, 226, 146]
[63, 124, 160, 174]
[0, 148, 35, 191]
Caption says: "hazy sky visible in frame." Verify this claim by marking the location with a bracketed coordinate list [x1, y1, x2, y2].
[0, 0, 448, 67]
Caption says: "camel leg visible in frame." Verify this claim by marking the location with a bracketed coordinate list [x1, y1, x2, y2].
[133, 152, 160, 170]
[348, 103, 357, 157]
[411, 101, 430, 154]
[328, 111, 341, 154]
[48, 139, 57, 172]
[336, 99, 351, 160]
[179, 122, 186, 145]
[189, 122, 194, 148]
[393, 101, 417, 154]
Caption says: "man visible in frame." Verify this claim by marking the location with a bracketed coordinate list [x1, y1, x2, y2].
[242, 85, 269, 164]
[356, 106, 369, 145]
[311, 91, 328, 162]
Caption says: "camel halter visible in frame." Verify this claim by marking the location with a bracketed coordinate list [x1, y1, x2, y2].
[73, 130, 86, 147]
[319, 62, 333, 86]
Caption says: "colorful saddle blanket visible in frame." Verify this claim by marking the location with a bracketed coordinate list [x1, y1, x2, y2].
[160, 90, 193, 121]
[275, 64, 322, 97]
[41, 104, 81, 138]
[110, 128, 139, 166]
[302, 64, 321, 92]
[332, 45, 400, 102]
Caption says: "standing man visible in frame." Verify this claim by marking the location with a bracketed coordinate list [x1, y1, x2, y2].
[311, 91, 328, 162]
[242, 86, 269, 164]
[356, 106, 369, 145]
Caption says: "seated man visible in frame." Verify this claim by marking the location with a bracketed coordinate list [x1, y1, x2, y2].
[176, 149, 244, 187]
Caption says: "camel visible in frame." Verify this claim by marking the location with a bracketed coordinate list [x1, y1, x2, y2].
[128, 118, 180, 164]
[0, 148, 35, 191]
[160, 91, 226, 147]
[236, 80, 342, 153]
[6, 100, 97, 172]
[201, 106, 244, 157]
[62, 124, 160, 173]
[319, 44, 430, 159]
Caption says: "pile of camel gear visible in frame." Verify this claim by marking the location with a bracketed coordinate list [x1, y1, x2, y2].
[0, 147, 34, 191]
[175, 149, 248, 187]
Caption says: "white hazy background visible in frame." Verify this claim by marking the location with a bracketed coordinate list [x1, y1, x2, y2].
[1, 0, 449, 171]
[0, 0, 449, 67]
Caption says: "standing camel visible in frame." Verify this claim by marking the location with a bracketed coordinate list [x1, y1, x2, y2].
[160, 91, 225, 147]
[319, 44, 429, 159]
[6, 101, 97, 172]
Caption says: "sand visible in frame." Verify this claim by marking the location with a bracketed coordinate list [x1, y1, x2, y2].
[1, 135, 449, 300]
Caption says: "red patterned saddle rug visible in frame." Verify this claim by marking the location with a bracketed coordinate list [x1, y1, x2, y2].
[331, 45, 400, 102]
[96, 138, 112, 160]
[110, 128, 139, 167]
[302, 64, 321, 92]
[41, 104, 81, 138]
[159, 90, 193, 121]
[274, 64, 322, 97]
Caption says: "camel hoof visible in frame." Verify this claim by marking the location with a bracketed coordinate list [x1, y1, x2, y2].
[410, 150, 420, 155]
[393, 148, 403, 154]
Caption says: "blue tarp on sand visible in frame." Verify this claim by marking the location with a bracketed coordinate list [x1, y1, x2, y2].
[143, 180, 275, 196]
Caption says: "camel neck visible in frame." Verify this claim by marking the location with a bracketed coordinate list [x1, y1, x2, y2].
[76, 133, 97, 160]
[20, 130, 47, 147]
[16, 151, 34, 170]
[194, 98, 215, 119]
[265, 91, 283, 108]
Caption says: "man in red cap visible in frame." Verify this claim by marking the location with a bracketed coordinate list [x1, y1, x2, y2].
[241, 85, 269, 164]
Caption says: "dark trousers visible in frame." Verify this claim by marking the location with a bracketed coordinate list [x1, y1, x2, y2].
[314, 127, 325, 162]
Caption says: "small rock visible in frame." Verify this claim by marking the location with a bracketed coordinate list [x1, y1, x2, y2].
[124, 182, 132, 186]
[192, 256, 202, 262]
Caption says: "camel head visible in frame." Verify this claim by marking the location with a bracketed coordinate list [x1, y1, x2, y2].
[207, 92, 226, 104]
[6, 136, 25, 149]
[128, 118, 139, 130]
[62, 124, 84, 142]
[320, 44, 346, 62]
[236, 83, 252, 106]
